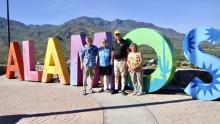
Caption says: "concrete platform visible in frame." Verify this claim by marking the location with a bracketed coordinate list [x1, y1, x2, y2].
[1, 76, 220, 124]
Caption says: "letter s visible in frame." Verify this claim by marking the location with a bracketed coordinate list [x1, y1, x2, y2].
[183, 27, 220, 100]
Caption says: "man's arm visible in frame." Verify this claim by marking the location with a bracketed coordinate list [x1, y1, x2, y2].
[80, 49, 84, 70]
[111, 41, 115, 65]
[80, 58, 83, 70]
[126, 54, 133, 71]
[125, 40, 130, 61]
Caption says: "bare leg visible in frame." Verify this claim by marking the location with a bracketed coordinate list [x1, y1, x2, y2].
[82, 69, 88, 95]
[132, 79, 137, 93]
[99, 76, 104, 91]
[90, 76, 94, 90]
[137, 71, 144, 96]
[139, 82, 143, 92]
[105, 75, 110, 90]
[83, 73, 87, 91]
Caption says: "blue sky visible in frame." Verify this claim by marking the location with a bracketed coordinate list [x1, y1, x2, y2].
[0, 0, 219, 33]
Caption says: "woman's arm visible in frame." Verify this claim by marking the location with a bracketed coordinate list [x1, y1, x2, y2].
[134, 52, 143, 69]
[111, 50, 114, 65]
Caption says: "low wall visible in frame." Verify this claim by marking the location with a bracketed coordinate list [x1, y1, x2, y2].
[1, 66, 210, 92]
[158, 69, 210, 91]
[0, 65, 6, 75]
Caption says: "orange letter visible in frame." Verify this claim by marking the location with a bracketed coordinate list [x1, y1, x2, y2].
[6, 42, 24, 80]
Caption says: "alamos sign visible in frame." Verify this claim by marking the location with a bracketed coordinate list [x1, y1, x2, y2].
[5, 27, 220, 101]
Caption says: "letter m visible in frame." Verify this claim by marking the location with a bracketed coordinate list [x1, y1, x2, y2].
[70, 32, 112, 86]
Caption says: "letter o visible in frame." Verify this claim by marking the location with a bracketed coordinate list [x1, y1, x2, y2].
[124, 28, 176, 93]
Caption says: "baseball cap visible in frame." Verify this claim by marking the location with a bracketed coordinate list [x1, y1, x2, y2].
[114, 30, 121, 35]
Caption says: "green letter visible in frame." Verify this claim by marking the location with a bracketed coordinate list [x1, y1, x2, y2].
[124, 28, 176, 93]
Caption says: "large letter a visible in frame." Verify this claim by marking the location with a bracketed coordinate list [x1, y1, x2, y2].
[42, 37, 70, 85]
[6, 42, 24, 80]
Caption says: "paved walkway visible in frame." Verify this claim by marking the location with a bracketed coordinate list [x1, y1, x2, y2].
[1, 76, 220, 124]
[0, 76, 157, 124]
[71, 87, 158, 124]
[0, 77, 103, 124]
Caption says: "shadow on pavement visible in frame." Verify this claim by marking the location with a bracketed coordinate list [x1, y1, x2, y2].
[0, 98, 193, 124]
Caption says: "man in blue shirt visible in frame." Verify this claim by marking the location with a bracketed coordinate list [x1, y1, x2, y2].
[80, 36, 98, 95]
[98, 39, 112, 92]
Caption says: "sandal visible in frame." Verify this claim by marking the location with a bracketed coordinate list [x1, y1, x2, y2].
[82, 90, 87, 95]
[137, 91, 144, 96]
[98, 89, 104, 93]
[89, 89, 95, 93]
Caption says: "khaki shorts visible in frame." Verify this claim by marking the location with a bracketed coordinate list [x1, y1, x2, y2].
[83, 67, 95, 78]
[129, 70, 143, 85]
[114, 59, 127, 77]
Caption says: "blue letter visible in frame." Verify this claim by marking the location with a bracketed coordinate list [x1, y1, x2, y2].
[183, 27, 220, 100]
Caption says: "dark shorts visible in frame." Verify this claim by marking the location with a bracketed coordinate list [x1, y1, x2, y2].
[99, 65, 112, 76]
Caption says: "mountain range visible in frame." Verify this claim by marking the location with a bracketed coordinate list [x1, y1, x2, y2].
[0, 16, 185, 45]
[1, 16, 219, 66]
[0, 16, 187, 64]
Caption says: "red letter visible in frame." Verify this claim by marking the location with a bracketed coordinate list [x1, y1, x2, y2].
[6, 42, 24, 80]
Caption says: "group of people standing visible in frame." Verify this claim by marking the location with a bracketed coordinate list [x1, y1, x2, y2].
[80, 30, 144, 96]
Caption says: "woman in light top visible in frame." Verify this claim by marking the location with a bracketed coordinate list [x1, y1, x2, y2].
[127, 43, 144, 96]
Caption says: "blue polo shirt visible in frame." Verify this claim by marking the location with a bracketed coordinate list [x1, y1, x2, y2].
[80, 45, 98, 68]
[98, 47, 111, 67]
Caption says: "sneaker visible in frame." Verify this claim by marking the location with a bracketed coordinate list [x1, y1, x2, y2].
[121, 90, 128, 96]
[98, 89, 104, 93]
[82, 90, 87, 95]
[110, 90, 118, 94]
[105, 89, 110, 93]
[137, 91, 144, 96]
[89, 89, 95, 94]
